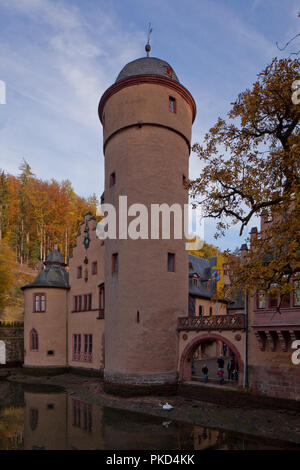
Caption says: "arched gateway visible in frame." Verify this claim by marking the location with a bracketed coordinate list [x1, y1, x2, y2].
[179, 332, 244, 385]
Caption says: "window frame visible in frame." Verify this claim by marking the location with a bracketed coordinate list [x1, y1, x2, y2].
[77, 266, 82, 279]
[167, 253, 175, 272]
[91, 261, 97, 275]
[110, 172, 116, 187]
[112, 253, 118, 273]
[169, 96, 176, 113]
[269, 291, 278, 308]
[33, 293, 46, 312]
[30, 329, 39, 351]
[256, 291, 266, 309]
[294, 281, 300, 307]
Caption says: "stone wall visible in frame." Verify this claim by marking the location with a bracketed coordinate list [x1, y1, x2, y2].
[0, 324, 24, 365]
[248, 364, 300, 401]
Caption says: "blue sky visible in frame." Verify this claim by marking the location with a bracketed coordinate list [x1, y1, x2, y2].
[0, 0, 299, 250]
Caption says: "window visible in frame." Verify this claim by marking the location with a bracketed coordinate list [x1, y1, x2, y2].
[88, 334, 93, 354]
[209, 307, 213, 316]
[168, 253, 175, 272]
[257, 291, 266, 309]
[112, 253, 118, 273]
[73, 334, 77, 353]
[110, 172, 116, 187]
[78, 295, 82, 311]
[269, 292, 278, 308]
[280, 293, 290, 308]
[92, 261, 97, 275]
[169, 96, 176, 113]
[294, 281, 300, 306]
[199, 305, 203, 316]
[47, 350, 54, 356]
[34, 293, 46, 312]
[30, 409, 39, 431]
[30, 329, 38, 351]
[99, 284, 105, 310]
[73, 334, 81, 360]
[84, 334, 88, 354]
[88, 293, 92, 310]
[193, 276, 198, 287]
[74, 296, 78, 311]
[77, 266, 82, 279]
[182, 175, 187, 186]
[83, 294, 87, 311]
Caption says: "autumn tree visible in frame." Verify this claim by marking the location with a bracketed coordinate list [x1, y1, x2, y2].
[0, 171, 9, 241]
[189, 57, 300, 298]
[189, 241, 219, 259]
[0, 241, 16, 314]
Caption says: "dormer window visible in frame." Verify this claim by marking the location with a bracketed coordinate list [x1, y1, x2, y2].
[169, 96, 176, 113]
[193, 276, 199, 288]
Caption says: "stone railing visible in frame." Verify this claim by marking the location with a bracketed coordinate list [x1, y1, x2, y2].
[177, 314, 245, 331]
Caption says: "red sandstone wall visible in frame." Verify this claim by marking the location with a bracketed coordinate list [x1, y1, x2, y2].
[68, 215, 105, 370]
[248, 294, 300, 401]
[102, 81, 192, 382]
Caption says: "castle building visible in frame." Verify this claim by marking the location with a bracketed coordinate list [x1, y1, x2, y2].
[22, 47, 246, 392]
[22, 47, 299, 401]
[247, 213, 300, 401]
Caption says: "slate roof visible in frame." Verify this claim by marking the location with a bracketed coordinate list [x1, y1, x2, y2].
[188, 254, 215, 299]
[45, 248, 65, 265]
[227, 291, 245, 310]
[116, 57, 179, 83]
[22, 248, 69, 290]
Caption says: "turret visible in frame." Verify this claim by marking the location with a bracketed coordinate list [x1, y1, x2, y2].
[98, 46, 196, 394]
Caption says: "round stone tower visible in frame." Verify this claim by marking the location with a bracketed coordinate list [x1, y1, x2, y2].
[98, 47, 196, 394]
[22, 246, 69, 371]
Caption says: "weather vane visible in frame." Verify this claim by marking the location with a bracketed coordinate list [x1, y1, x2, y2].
[145, 22, 153, 57]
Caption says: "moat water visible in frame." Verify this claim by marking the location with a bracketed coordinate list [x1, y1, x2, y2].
[0, 381, 298, 450]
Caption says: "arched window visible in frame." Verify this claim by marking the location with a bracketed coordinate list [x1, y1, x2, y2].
[30, 329, 39, 351]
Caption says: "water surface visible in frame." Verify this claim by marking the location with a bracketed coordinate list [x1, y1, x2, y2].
[0, 381, 297, 450]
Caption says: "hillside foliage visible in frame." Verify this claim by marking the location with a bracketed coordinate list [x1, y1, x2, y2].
[0, 160, 98, 266]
